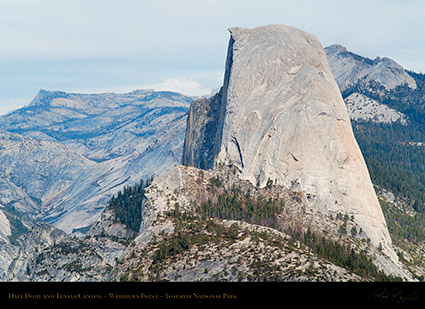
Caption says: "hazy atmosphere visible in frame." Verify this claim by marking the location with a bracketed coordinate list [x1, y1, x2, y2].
[1, 0, 425, 114]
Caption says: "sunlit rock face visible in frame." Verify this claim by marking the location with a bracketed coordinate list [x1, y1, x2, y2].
[184, 25, 394, 258]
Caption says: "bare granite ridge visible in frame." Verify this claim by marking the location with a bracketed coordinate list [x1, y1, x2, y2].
[344, 92, 407, 124]
[325, 44, 417, 92]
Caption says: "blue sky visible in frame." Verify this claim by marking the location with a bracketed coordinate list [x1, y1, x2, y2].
[1, 0, 425, 114]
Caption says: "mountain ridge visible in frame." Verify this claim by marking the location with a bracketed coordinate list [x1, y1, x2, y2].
[325, 44, 417, 92]
[0, 89, 195, 235]
[2, 26, 425, 282]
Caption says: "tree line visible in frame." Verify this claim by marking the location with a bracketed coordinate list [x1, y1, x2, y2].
[107, 176, 153, 232]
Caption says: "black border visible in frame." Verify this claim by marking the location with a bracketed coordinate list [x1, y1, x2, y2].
[1, 282, 424, 306]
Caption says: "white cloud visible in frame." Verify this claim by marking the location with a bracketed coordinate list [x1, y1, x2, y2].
[72, 71, 224, 97]
[142, 77, 216, 97]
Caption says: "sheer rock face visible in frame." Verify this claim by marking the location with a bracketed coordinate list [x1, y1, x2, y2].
[184, 25, 394, 257]
[182, 88, 223, 170]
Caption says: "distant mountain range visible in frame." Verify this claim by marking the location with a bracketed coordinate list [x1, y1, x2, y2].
[2, 30, 425, 282]
[325, 44, 417, 92]
[0, 89, 193, 234]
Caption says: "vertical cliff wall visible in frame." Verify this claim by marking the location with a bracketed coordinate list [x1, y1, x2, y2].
[182, 88, 223, 169]
[183, 25, 394, 257]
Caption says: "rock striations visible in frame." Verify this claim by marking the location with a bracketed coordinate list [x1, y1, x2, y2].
[182, 88, 223, 170]
[183, 25, 399, 267]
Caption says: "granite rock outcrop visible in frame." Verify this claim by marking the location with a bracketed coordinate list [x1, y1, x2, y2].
[325, 44, 417, 92]
[183, 25, 397, 263]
